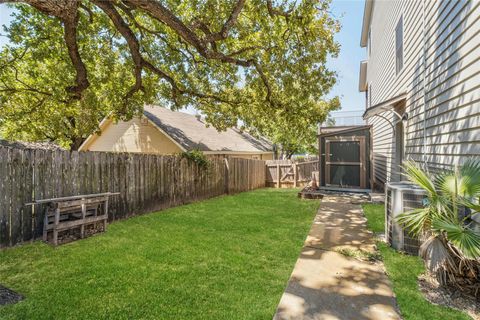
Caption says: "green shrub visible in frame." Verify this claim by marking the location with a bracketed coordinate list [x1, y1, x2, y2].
[179, 150, 210, 169]
[398, 160, 480, 286]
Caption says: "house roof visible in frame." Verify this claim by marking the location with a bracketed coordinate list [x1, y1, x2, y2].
[318, 125, 371, 137]
[143, 106, 272, 153]
[0, 139, 64, 150]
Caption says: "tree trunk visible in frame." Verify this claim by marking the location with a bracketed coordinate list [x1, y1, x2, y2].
[70, 137, 85, 151]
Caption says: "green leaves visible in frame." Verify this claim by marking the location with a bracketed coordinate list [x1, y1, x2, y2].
[460, 159, 480, 197]
[0, 1, 340, 149]
[433, 219, 480, 259]
[397, 160, 480, 260]
[179, 150, 210, 170]
[397, 208, 433, 238]
[402, 161, 436, 197]
[0, 5, 149, 148]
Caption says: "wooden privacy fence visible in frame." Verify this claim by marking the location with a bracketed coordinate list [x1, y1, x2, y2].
[0, 147, 266, 248]
[266, 160, 319, 188]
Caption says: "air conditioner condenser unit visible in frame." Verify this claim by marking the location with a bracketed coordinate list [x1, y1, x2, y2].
[385, 181, 427, 255]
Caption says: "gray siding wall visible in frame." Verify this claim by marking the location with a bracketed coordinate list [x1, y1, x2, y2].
[365, 0, 480, 187]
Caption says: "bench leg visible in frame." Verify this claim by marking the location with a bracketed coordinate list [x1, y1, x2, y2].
[53, 208, 60, 246]
[43, 212, 48, 242]
[103, 199, 108, 232]
[80, 199, 86, 239]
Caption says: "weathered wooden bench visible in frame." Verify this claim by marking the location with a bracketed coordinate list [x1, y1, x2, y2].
[27, 192, 119, 246]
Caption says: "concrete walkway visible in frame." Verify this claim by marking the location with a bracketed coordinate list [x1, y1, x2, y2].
[273, 195, 401, 320]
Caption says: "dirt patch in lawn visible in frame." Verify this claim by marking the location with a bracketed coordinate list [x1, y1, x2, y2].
[419, 274, 479, 320]
[0, 285, 23, 306]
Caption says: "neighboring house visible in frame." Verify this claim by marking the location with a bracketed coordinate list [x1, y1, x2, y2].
[359, 0, 480, 189]
[79, 106, 274, 160]
[0, 139, 64, 150]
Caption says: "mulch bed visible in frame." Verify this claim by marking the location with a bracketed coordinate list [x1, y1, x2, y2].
[297, 186, 324, 199]
[419, 274, 480, 320]
[297, 186, 372, 201]
[0, 285, 23, 306]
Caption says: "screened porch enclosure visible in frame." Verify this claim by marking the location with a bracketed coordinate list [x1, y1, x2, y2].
[318, 126, 372, 190]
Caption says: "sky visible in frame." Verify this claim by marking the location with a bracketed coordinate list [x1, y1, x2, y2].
[0, 1, 366, 121]
[326, 0, 366, 124]
[0, 7, 14, 48]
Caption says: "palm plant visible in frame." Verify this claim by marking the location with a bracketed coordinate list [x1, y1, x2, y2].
[397, 160, 480, 289]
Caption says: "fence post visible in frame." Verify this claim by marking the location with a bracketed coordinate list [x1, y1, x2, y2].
[224, 158, 230, 194]
[276, 164, 280, 188]
[293, 163, 298, 188]
[265, 164, 268, 187]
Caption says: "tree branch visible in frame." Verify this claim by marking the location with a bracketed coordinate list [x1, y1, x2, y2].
[115, 6, 205, 65]
[93, 0, 144, 106]
[94, 0, 233, 108]
[5, 63, 54, 96]
[266, 0, 292, 18]
[122, 0, 207, 54]
[3, 0, 279, 105]
[63, 16, 90, 99]
[2, 0, 89, 99]
[121, 0, 275, 104]
[79, 3, 94, 23]
[203, 0, 246, 43]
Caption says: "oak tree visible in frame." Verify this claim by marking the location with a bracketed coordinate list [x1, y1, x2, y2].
[0, 0, 340, 149]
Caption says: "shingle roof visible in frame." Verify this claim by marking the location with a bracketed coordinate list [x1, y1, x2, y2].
[318, 125, 371, 135]
[0, 139, 64, 150]
[143, 106, 272, 153]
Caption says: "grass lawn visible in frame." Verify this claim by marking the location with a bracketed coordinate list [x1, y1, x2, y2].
[362, 203, 471, 320]
[0, 189, 319, 320]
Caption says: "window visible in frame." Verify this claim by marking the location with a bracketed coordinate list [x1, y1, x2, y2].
[395, 16, 403, 74]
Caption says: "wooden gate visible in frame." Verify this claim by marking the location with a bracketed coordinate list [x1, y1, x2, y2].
[266, 160, 318, 188]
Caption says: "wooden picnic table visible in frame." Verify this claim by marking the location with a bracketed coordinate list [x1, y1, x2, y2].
[27, 192, 119, 246]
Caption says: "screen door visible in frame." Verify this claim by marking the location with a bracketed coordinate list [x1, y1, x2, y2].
[325, 137, 366, 189]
